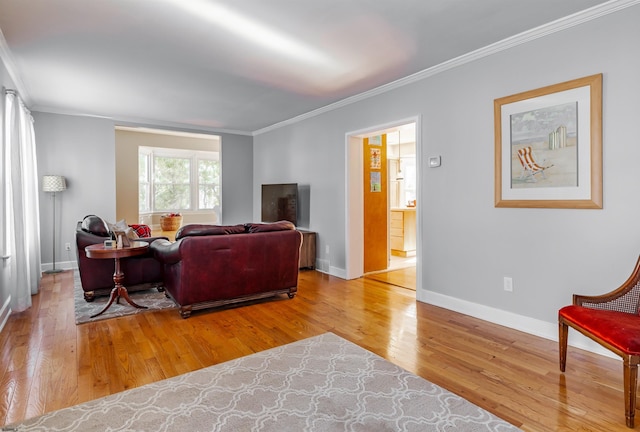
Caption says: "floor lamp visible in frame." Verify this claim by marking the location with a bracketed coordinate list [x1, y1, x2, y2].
[42, 175, 67, 274]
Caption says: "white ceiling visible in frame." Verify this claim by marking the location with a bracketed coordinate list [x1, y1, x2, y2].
[0, 0, 617, 135]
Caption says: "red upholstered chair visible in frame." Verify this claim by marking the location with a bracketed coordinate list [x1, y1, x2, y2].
[559, 255, 640, 428]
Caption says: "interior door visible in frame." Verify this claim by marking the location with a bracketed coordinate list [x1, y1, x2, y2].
[363, 134, 388, 273]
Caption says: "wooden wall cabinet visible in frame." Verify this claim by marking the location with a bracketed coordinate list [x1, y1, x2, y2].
[390, 209, 416, 257]
[297, 230, 316, 269]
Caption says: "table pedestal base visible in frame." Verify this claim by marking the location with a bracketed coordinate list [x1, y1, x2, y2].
[90, 257, 148, 318]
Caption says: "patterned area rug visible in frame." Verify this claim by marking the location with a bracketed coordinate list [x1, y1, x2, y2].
[8, 333, 521, 431]
[74, 271, 176, 324]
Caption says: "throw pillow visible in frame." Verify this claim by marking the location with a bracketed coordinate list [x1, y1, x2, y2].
[129, 224, 152, 238]
[107, 219, 139, 240]
[124, 227, 139, 240]
[107, 219, 129, 232]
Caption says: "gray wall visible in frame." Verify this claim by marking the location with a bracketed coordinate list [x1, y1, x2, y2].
[253, 6, 640, 348]
[34, 113, 254, 269]
[34, 113, 117, 269]
[219, 132, 253, 225]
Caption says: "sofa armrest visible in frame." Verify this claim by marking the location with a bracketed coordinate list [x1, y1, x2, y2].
[150, 238, 182, 265]
[76, 222, 110, 248]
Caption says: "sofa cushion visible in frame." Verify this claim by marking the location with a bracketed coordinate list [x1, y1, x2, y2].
[80, 215, 110, 237]
[107, 219, 141, 240]
[175, 224, 246, 240]
[107, 218, 129, 232]
[559, 305, 640, 355]
[246, 221, 295, 233]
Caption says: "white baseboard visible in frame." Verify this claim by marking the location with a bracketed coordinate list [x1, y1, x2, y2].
[41, 259, 77, 273]
[0, 295, 11, 334]
[418, 289, 616, 360]
[311, 268, 615, 360]
[315, 258, 329, 273]
[328, 266, 346, 279]
[41, 256, 611, 361]
[314, 260, 347, 279]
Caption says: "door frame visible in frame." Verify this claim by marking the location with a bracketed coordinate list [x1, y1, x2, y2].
[344, 115, 422, 288]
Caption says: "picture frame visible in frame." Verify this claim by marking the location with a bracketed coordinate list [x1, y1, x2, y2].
[370, 148, 381, 169]
[494, 74, 602, 209]
[113, 231, 131, 247]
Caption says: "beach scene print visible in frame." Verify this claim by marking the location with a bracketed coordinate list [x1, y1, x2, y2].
[510, 101, 578, 189]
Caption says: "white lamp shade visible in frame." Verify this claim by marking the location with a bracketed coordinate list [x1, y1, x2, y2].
[42, 175, 67, 192]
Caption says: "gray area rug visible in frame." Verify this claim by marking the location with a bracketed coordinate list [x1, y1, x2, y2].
[8, 332, 521, 431]
[74, 271, 176, 324]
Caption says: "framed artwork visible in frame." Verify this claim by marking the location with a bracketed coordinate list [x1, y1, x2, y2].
[370, 172, 381, 192]
[370, 148, 381, 169]
[113, 231, 131, 247]
[494, 74, 602, 209]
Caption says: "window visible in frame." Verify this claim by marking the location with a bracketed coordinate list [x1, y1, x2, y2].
[198, 159, 220, 209]
[138, 153, 150, 212]
[139, 146, 221, 214]
[154, 155, 191, 211]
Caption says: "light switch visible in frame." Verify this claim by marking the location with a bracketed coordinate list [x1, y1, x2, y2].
[428, 156, 441, 168]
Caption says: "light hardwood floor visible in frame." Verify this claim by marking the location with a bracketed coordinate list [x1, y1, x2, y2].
[0, 268, 630, 431]
[365, 266, 417, 290]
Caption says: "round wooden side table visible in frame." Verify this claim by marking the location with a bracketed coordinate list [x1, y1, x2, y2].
[85, 241, 150, 318]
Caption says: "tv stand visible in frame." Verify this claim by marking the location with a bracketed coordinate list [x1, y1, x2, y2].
[297, 229, 316, 270]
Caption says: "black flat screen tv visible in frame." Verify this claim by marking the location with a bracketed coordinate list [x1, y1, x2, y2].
[261, 183, 298, 226]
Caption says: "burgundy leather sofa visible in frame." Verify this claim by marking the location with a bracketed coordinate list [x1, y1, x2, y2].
[75, 215, 168, 301]
[150, 221, 303, 318]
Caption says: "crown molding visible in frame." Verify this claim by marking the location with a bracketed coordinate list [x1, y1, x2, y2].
[3, 0, 638, 136]
[115, 125, 222, 140]
[253, 0, 640, 136]
[31, 105, 253, 137]
[110, 116, 252, 137]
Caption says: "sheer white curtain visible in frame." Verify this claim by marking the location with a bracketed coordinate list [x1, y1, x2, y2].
[3, 89, 42, 312]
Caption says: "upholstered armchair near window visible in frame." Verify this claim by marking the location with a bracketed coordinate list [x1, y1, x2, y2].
[75, 215, 168, 302]
[558, 255, 640, 428]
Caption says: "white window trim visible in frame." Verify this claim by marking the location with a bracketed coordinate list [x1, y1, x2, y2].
[139, 146, 221, 216]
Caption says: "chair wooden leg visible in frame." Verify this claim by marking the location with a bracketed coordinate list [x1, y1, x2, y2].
[623, 359, 637, 428]
[558, 320, 569, 372]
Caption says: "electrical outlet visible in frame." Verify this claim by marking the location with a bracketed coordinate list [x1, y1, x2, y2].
[65, 242, 71, 251]
[325, 245, 330, 255]
[503, 276, 513, 292]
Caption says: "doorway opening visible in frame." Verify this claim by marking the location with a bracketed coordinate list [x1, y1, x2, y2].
[345, 116, 421, 293]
